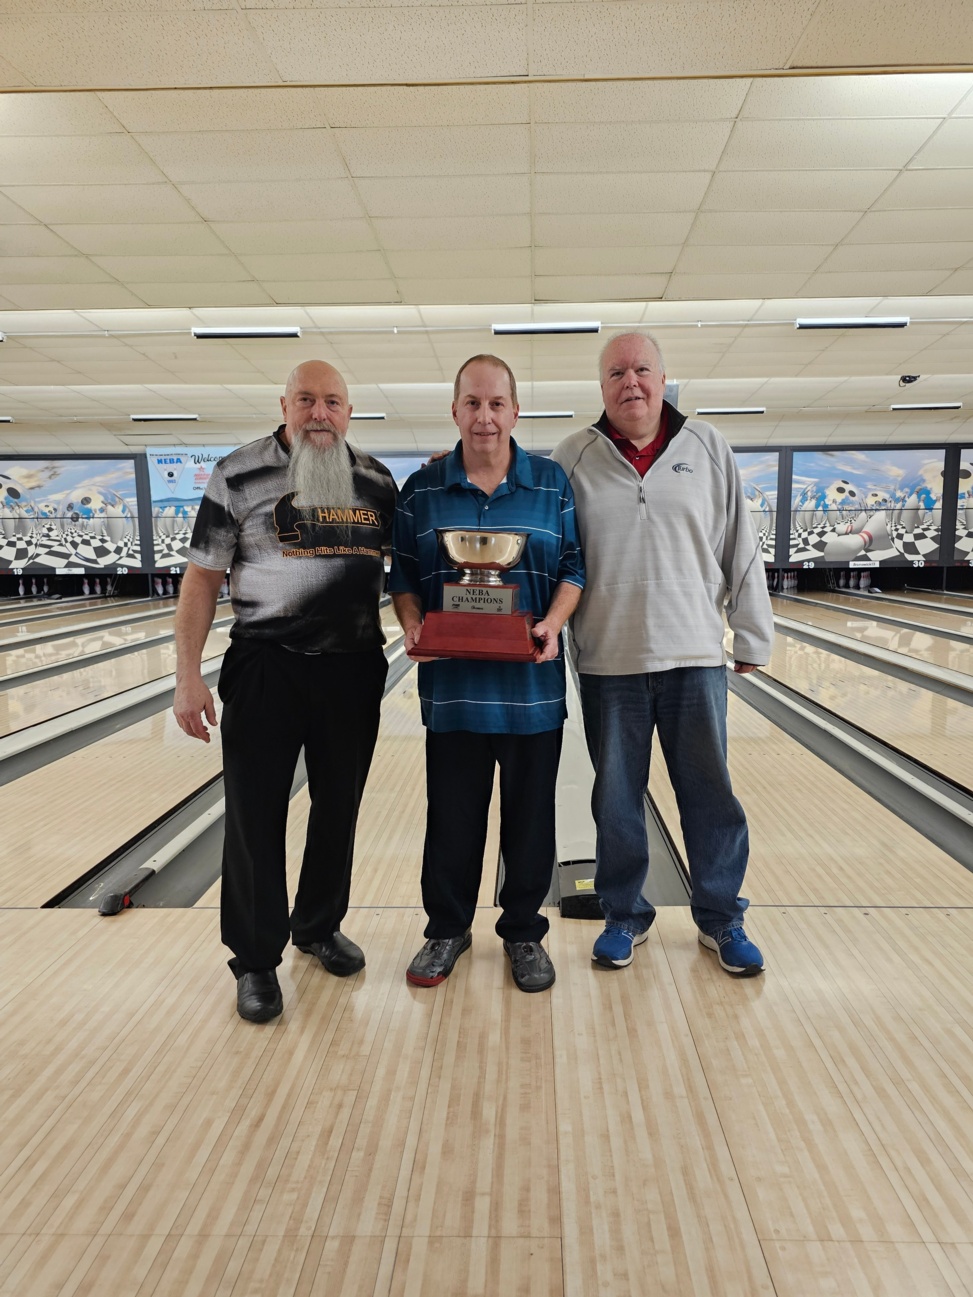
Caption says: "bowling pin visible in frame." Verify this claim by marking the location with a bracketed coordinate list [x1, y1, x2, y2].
[840, 511, 868, 536]
[42, 578, 48, 595]
[823, 533, 867, 561]
[899, 492, 922, 533]
[838, 569, 847, 587]
[165, 576, 174, 596]
[94, 577, 102, 596]
[17, 577, 24, 597]
[154, 576, 164, 598]
[82, 576, 90, 595]
[30, 577, 37, 596]
[858, 511, 891, 554]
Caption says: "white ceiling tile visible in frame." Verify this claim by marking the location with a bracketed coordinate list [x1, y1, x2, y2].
[532, 79, 749, 123]
[676, 245, 831, 274]
[819, 243, 973, 273]
[534, 121, 732, 174]
[0, 256, 114, 285]
[665, 273, 810, 299]
[372, 215, 531, 251]
[0, 92, 125, 135]
[177, 180, 364, 223]
[720, 119, 939, 171]
[702, 169, 896, 212]
[53, 224, 227, 257]
[872, 170, 973, 209]
[741, 73, 973, 120]
[687, 210, 862, 245]
[388, 249, 531, 278]
[792, 0, 973, 69]
[211, 221, 377, 255]
[89, 255, 250, 283]
[0, 54, 30, 87]
[800, 270, 952, 296]
[534, 213, 695, 246]
[337, 125, 529, 177]
[749, 296, 881, 319]
[531, 2, 819, 77]
[0, 183, 202, 224]
[248, 8, 527, 83]
[136, 130, 346, 183]
[641, 300, 762, 323]
[397, 278, 532, 304]
[0, 134, 165, 186]
[0, 284, 148, 309]
[239, 252, 389, 280]
[264, 281, 399, 305]
[321, 84, 529, 128]
[304, 304, 423, 328]
[933, 269, 973, 294]
[0, 13, 282, 89]
[0, 192, 37, 224]
[356, 175, 528, 218]
[844, 210, 973, 243]
[909, 119, 973, 169]
[99, 88, 333, 133]
[535, 247, 681, 276]
[534, 172, 711, 215]
[0, 227, 82, 257]
[535, 274, 669, 301]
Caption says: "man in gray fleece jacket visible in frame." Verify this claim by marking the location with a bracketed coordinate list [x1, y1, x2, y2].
[550, 331, 774, 977]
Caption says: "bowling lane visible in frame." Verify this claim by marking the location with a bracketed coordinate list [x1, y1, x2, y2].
[0, 597, 176, 645]
[799, 590, 973, 637]
[0, 624, 230, 737]
[761, 632, 973, 785]
[771, 597, 973, 676]
[0, 595, 131, 624]
[0, 607, 184, 680]
[649, 686, 973, 909]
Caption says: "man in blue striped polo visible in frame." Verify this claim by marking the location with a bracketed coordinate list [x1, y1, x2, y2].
[389, 355, 585, 993]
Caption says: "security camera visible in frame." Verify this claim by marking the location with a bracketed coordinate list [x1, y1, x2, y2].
[898, 375, 920, 386]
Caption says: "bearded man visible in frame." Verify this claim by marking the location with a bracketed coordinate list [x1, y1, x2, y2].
[174, 360, 397, 1023]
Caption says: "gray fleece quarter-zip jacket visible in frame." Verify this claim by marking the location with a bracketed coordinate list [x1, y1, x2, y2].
[550, 403, 775, 676]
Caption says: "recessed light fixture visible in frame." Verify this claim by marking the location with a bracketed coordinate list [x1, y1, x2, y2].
[492, 322, 601, 335]
[695, 407, 766, 416]
[518, 411, 575, 419]
[890, 402, 962, 411]
[131, 413, 199, 422]
[795, 317, 909, 330]
[191, 326, 302, 339]
[349, 413, 386, 420]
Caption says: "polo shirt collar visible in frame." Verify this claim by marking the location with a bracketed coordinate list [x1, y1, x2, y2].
[443, 437, 534, 491]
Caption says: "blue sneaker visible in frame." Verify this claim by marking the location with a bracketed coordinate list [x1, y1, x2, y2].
[592, 925, 650, 969]
[698, 926, 764, 976]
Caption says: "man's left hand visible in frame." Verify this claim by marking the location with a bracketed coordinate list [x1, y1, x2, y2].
[531, 619, 561, 663]
[733, 661, 759, 674]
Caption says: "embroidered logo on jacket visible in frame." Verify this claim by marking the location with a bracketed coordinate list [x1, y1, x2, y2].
[672, 462, 694, 474]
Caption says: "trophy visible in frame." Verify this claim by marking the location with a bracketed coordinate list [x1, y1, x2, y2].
[408, 529, 537, 662]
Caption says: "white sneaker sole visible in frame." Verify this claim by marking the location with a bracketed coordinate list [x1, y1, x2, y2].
[697, 931, 764, 976]
[592, 929, 649, 969]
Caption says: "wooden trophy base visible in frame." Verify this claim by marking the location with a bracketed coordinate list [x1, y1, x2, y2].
[409, 610, 537, 662]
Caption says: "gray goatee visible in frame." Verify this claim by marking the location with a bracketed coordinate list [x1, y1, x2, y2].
[287, 428, 355, 511]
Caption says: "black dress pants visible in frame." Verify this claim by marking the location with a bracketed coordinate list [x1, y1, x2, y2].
[422, 727, 563, 945]
[219, 639, 387, 973]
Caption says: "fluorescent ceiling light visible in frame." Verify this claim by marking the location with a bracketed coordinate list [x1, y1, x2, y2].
[349, 412, 386, 420]
[492, 322, 601, 335]
[131, 413, 199, 422]
[518, 411, 575, 419]
[191, 326, 302, 339]
[0, 416, 12, 423]
[0, 333, 5, 342]
[696, 407, 766, 416]
[890, 402, 962, 411]
[795, 317, 909, 330]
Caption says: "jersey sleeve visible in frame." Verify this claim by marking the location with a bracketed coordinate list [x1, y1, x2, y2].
[187, 461, 239, 571]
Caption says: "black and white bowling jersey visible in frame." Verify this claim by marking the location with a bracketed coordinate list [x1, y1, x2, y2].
[189, 429, 397, 653]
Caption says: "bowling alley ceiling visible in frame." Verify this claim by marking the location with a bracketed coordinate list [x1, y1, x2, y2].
[1, 0, 972, 452]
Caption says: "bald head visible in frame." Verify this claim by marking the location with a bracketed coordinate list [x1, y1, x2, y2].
[280, 359, 352, 448]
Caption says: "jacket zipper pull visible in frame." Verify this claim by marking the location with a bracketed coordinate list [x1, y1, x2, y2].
[638, 482, 647, 520]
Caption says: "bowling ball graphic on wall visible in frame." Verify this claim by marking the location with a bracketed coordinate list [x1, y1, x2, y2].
[0, 473, 39, 560]
[62, 486, 135, 540]
[792, 479, 865, 532]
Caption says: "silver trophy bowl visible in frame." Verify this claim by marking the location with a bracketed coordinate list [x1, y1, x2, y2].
[436, 529, 528, 585]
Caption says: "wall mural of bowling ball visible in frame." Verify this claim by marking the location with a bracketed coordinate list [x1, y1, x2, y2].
[956, 456, 973, 565]
[0, 458, 141, 572]
[790, 449, 947, 567]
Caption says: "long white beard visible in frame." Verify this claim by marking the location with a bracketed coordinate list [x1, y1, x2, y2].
[287, 431, 355, 510]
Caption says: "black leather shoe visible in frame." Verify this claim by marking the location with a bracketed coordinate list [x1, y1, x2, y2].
[503, 941, 556, 993]
[236, 969, 283, 1023]
[297, 931, 365, 977]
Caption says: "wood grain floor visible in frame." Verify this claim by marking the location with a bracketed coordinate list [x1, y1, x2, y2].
[3, 618, 973, 1295]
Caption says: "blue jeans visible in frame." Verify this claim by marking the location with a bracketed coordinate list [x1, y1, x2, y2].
[578, 667, 750, 937]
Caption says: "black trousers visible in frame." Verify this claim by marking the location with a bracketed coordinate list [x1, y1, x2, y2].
[219, 639, 387, 973]
[422, 728, 563, 945]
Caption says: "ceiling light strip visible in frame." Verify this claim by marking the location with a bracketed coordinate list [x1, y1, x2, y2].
[796, 317, 910, 330]
[890, 402, 962, 411]
[695, 407, 766, 416]
[518, 411, 575, 419]
[131, 413, 199, 422]
[492, 322, 601, 335]
[191, 326, 302, 339]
